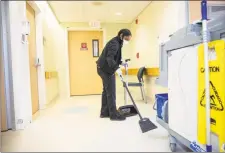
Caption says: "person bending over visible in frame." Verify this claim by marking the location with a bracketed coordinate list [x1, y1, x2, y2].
[96, 29, 132, 121]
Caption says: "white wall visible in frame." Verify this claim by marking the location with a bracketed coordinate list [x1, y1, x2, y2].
[129, 1, 187, 68]
[55, 29, 69, 99]
[8, 1, 33, 129]
[125, 1, 188, 101]
[7, 1, 65, 130]
[41, 3, 64, 105]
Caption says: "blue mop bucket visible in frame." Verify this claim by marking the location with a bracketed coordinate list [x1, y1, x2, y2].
[153, 93, 168, 120]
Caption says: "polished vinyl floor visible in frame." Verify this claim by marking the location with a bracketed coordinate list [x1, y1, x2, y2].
[2, 79, 175, 152]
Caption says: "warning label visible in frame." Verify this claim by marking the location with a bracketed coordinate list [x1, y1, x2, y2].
[200, 81, 224, 111]
[211, 118, 216, 125]
[200, 66, 220, 73]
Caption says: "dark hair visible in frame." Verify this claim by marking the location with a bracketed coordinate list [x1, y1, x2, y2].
[118, 29, 132, 37]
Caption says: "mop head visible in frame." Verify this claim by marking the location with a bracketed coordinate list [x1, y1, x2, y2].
[139, 118, 157, 133]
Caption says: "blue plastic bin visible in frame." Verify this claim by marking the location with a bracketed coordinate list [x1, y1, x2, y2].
[155, 93, 168, 119]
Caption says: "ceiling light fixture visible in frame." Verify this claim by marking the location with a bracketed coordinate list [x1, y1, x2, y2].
[115, 12, 122, 16]
[91, 1, 103, 6]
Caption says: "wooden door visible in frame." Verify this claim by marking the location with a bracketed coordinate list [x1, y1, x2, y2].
[68, 31, 103, 96]
[1, 42, 7, 131]
[26, 3, 39, 114]
[189, 1, 201, 23]
[189, 1, 225, 23]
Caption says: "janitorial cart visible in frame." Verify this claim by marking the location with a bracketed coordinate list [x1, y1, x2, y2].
[155, 1, 225, 152]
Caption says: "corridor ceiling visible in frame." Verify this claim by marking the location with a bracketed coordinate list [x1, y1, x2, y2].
[48, 1, 151, 23]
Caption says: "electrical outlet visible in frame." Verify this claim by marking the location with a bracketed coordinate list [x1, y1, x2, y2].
[17, 119, 23, 124]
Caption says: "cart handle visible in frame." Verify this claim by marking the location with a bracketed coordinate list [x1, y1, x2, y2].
[153, 98, 157, 110]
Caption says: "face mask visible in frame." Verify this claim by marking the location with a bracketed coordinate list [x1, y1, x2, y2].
[123, 39, 129, 45]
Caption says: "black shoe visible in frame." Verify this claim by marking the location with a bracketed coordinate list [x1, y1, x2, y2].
[100, 114, 109, 118]
[110, 112, 126, 121]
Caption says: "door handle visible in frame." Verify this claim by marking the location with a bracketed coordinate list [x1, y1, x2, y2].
[34, 58, 41, 67]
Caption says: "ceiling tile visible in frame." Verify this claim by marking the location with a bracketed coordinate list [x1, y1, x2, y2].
[49, 1, 151, 23]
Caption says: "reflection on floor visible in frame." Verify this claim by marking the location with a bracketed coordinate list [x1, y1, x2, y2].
[2, 77, 174, 152]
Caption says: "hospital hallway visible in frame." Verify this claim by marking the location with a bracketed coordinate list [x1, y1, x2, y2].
[1, 0, 225, 152]
[2, 96, 171, 152]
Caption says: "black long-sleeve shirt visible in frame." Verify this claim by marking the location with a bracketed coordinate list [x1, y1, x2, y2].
[96, 36, 123, 75]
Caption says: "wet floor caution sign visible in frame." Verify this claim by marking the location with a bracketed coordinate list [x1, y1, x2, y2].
[199, 81, 224, 112]
[198, 40, 225, 152]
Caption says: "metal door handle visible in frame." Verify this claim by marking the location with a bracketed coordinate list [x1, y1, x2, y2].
[34, 58, 41, 67]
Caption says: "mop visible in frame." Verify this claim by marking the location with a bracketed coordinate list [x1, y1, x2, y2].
[118, 59, 139, 117]
[118, 74, 157, 133]
[201, 0, 212, 151]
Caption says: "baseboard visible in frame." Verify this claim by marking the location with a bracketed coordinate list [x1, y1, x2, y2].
[39, 94, 60, 110]
[46, 94, 60, 108]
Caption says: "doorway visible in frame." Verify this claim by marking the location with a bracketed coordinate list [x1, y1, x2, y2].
[68, 31, 103, 96]
[26, 3, 39, 114]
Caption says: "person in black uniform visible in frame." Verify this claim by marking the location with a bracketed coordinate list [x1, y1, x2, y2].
[96, 29, 132, 121]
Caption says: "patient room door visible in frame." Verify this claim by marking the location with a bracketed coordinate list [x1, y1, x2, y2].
[26, 3, 39, 114]
[68, 31, 103, 96]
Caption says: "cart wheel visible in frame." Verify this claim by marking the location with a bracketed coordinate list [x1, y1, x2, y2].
[169, 135, 177, 152]
[170, 143, 177, 152]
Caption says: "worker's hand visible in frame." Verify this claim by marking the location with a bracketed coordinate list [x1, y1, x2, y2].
[121, 61, 128, 67]
[116, 68, 123, 79]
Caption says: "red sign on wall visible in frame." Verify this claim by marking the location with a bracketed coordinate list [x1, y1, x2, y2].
[80, 43, 88, 50]
[136, 52, 139, 59]
[135, 19, 138, 24]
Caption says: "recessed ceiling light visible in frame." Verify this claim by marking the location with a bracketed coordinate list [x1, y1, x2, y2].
[115, 12, 122, 16]
[91, 1, 103, 6]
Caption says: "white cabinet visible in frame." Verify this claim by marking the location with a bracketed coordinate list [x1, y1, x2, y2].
[168, 45, 199, 142]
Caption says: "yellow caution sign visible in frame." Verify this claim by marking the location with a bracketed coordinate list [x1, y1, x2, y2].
[198, 40, 225, 152]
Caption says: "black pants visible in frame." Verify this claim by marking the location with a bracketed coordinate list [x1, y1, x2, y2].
[97, 67, 117, 116]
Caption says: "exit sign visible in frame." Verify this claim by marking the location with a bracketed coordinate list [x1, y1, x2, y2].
[89, 20, 101, 29]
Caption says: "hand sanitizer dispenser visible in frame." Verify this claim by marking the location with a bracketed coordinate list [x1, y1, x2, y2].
[21, 21, 30, 44]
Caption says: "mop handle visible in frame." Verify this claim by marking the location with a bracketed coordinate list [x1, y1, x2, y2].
[124, 59, 130, 75]
[122, 80, 143, 120]
[124, 59, 130, 105]
[201, 0, 212, 152]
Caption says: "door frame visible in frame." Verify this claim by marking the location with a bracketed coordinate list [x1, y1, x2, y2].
[65, 27, 106, 97]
